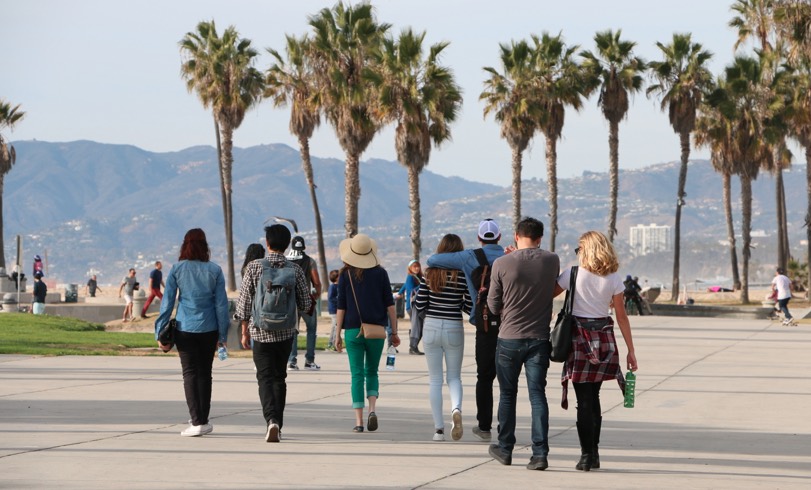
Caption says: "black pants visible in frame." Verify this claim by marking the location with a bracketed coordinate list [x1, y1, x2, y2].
[253, 337, 295, 429]
[573, 381, 603, 450]
[175, 330, 218, 426]
[475, 325, 499, 431]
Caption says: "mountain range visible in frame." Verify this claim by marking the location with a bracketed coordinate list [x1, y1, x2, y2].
[4, 139, 807, 288]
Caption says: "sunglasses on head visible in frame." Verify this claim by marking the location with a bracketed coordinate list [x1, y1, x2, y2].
[575, 247, 580, 255]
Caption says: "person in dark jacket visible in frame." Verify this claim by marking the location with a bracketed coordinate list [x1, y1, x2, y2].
[32, 272, 47, 314]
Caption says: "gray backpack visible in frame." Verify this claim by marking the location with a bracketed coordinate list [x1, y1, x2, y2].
[252, 259, 298, 331]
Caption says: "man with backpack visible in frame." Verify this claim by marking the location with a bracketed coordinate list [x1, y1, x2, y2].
[286, 236, 322, 371]
[235, 225, 313, 443]
[426, 218, 504, 442]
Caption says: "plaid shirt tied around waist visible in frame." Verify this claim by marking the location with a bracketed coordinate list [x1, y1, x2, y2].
[560, 316, 626, 409]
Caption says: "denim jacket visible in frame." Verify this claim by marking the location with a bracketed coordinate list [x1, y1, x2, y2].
[154, 260, 230, 343]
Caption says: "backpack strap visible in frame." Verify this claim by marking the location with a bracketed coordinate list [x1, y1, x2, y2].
[473, 248, 489, 304]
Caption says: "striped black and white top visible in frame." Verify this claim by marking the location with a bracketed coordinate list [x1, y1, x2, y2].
[413, 270, 472, 321]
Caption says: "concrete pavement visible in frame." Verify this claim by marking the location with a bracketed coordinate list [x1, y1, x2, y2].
[1, 315, 810, 489]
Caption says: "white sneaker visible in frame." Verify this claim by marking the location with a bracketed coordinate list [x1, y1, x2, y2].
[266, 422, 280, 443]
[433, 430, 445, 441]
[200, 423, 213, 435]
[451, 409, 463, 441]
[181, 424, 211, 437]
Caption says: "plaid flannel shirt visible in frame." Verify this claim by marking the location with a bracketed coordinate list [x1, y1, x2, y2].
[560, 316, 626, 409]
[235, 252, 312, 344]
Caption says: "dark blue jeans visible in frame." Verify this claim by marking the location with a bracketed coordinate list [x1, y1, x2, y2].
[495, 338, 551, 457]
[778, 298, 793, 320]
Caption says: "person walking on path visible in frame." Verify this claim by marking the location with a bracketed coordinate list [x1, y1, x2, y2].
[413, 234, 471, 442]
[395, 260, 425, 355]
[334, 234, 400, 433]
[141, 261, 164, 318]
[772, 267, 794, 325]
[32, 272, 47, 314]
[85, 275, 101, 298]
[486, 217, 559, 471]
[427, 219, 504, 441]
[555, 231, 638, 471]
[235, 225, 313, 443]
[154, 228, 230, 437]
[118, 268, 137, 322]
[286, 236, 322, 371]
[327, 269, 340, 350]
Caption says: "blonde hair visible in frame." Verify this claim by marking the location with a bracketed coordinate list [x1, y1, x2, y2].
[578, 231, 619, 276]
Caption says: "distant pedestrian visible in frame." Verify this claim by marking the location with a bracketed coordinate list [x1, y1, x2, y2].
[154, 228, 230, 437]
[141, 261, 164, 318]
[118, 268, 137, 322]
[241, 243, 266, 280]
[32, 272, 47, 314]
[86, 275, 101, 297]
[286, 236, 322, 371]
[395, 260, 425, 355]
[335, 233, 400, 433]
[414, 234, 471, 442]
[327, 269, 340, 350]
[772, 267, 794, 325]
[33, 255, 44, 277]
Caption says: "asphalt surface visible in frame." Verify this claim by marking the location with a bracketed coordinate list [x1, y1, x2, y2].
[1, 315, 809, 489]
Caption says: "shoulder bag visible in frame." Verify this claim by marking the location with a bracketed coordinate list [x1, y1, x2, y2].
[550, 266, 578, 362]
[348, 273, 387, 340]
[157, 318, 177, 353]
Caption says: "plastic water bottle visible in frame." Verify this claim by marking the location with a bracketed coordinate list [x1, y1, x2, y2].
[218, 345, 228, 361]
[385, 345, 396, 371]
[624, 371, 636, 408]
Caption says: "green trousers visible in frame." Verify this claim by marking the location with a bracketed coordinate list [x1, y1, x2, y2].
[344, 329, 385, 408]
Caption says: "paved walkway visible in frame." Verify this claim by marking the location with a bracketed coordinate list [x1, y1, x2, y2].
[1, 316, 809, 489]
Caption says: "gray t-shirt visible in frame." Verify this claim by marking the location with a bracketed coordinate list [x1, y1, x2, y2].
[488, 248, 560, 340]
[121, 276, 136, 295]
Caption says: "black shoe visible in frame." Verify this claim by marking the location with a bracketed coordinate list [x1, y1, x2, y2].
[488, 444, 512, 466]
[575, 453, 592, 472]
[527, 456, 548, 471]
[592, 451, 600, 469]
[409, 347, 424, 355]
[367, 412, 378, 432]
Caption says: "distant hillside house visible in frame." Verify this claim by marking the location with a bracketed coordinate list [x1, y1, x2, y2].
[630, 224, 672, 256]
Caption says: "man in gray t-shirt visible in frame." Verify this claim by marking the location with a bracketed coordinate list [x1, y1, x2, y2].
[486, 217, 559, 471]
[118, 268, 137, 322]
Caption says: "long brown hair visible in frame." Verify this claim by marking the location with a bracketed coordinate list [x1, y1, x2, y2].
[425, 234, 464, 293]
[179, 228, 211, 262]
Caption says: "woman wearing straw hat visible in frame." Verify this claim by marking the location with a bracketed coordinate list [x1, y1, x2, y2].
[335, 234, 401, 432]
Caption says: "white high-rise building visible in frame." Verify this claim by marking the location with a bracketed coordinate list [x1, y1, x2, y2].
[630, 223, 671, 256]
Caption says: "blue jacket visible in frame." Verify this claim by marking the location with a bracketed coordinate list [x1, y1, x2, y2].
[397, 274, 420, 310]
[154, 260, 230, 343]
[328, 282, 338, 315]
[426, 244, 505, 324]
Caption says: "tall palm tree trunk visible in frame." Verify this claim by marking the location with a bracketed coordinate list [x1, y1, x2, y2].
[740, 175, 753, 304]
[0, 175, 5, 268]
[806, 142, 811, 294]
[607, 119, 620, 243]
[214, 118, 227, 237]
[406, 165, 422, 260]
[776, 169, 787, 270]
[671, 130, 690, 301]
[511, 146, 523, 234]
[299, 136, 329, 290]
[545, 136, 559, 252]
[781, 180, 789, 262]
[344, 153, 360, 238]
[219, 124, 237, 292]
[722, 172, 741, 290]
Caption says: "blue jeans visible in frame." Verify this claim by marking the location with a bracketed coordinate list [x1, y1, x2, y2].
[778, 298, 793, 320]
[289, 311, 317, 364]
[495, 338, 551, 457]
[422, 317, 465, 430]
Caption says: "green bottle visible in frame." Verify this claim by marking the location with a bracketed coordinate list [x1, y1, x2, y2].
[624, 371, 636, 408]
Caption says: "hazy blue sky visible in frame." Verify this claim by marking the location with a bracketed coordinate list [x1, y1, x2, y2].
[4, 0, 761, 186]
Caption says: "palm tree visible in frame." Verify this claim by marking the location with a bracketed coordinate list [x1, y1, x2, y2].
[266, 34, 329, 289]
[694, 90, 742, 290]
[0, 100, 25, 269]
[580, 30, 646, 243]
[481, 39, 540, 232]
[370, 29, 462, 259]
[730, 0, 777, 54]
[531, 32, 593, 252]
[647, 33, 714, 300]
[308, 2, 390, 238]
[180, 20, 265, 291]
[708, 55, 783, 303]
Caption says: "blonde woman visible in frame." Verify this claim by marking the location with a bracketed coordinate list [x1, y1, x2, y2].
[555, 231, 638, 471]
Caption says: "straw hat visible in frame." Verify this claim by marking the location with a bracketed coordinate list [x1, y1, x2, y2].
[339, 234, 379, 269]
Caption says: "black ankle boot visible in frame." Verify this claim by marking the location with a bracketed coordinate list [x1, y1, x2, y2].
[575, 453, 592, 471]
[592, 415, 602, 469]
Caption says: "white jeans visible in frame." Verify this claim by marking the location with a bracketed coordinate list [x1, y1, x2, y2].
[422, 317, 464, 430]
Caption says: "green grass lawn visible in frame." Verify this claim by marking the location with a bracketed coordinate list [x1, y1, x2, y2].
[0, 314, 156, 356]
[0, 313, 332, 356]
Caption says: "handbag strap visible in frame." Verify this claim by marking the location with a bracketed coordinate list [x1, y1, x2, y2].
[563, 266, 579, 315]
[347, 271, 364, 324]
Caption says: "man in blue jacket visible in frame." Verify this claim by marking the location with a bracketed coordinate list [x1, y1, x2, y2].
[427, 219, 504, 442]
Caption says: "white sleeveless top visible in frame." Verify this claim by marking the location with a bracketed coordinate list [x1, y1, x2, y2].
[557, 267, 624, 318]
